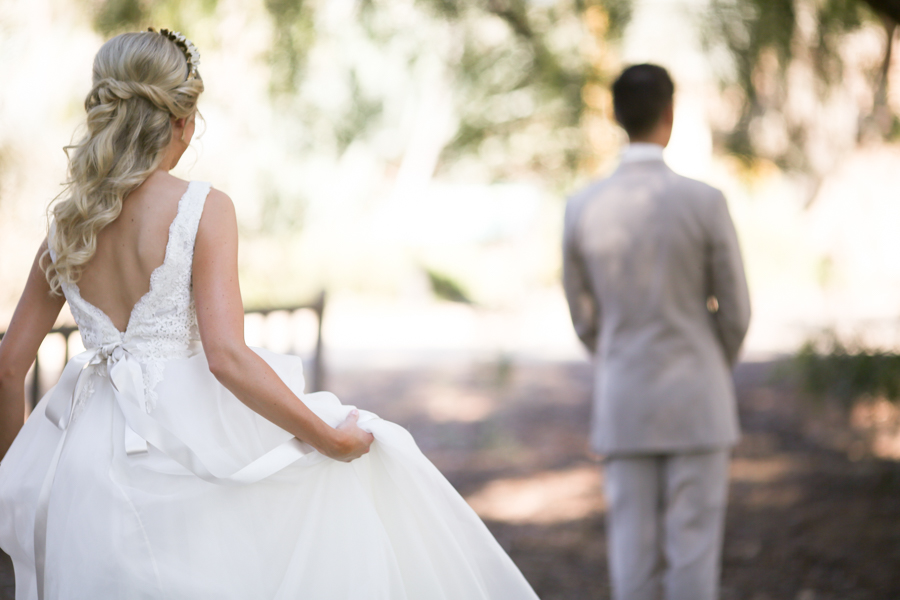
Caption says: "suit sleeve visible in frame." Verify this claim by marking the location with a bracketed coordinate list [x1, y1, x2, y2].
[707, 192, 751, 365]
[562, 198, 599, 353]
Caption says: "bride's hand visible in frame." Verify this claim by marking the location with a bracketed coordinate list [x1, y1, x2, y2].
[326, 410, 375, 462]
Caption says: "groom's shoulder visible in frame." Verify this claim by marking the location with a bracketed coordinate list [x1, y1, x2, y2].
[563, 177, 612, 230]
[666, 169, 726, 204]
[564, 167, 726, 225]
[566, 177, 610, 208]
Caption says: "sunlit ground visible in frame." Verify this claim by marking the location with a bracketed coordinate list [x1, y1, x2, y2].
[5, 353, 900, 599]
[321, 359, 899, 599]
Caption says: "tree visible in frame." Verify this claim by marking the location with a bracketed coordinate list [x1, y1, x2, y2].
[700, 0, 899, 203]
[86, 0, 619, 192]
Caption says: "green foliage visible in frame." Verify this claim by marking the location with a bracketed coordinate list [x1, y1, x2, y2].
[815, 0, 867, 84]
[88, 0, 219, 36]
[794, 334, 900, 405]
[591, 0, 632, 40]
[415, 0, 460, 19]
[431, 0, 596, 182]
[81, 0, 609, 230]
[426, 269, 472, 304]
[704, 0, 795, 162]
[92, 0, 146, 34]
[702, 0, 876, 169]
[86, 0, 602, 184]
[263, 0, 316, 96]
[333, 71, 383, 153]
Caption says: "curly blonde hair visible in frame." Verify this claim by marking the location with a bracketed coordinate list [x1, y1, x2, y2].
[44, 31, 204, 293]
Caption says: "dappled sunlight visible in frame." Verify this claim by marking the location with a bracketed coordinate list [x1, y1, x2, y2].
[422, 387, 495, 423]
[466, 465, 604, 525]
[850, 397, 900, 459]
[741, 485, 804, 510]
[730, 457, 799, 484]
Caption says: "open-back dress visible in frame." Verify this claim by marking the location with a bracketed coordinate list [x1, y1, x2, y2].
[0, 181, 539, 600]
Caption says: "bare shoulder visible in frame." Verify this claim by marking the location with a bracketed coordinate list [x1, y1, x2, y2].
[196, 187, 237, 243]
[204, 187, 235, 214]
[201, 188, 235, 222]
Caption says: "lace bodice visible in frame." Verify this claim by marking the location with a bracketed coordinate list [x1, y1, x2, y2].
[51, 181, 211, 410]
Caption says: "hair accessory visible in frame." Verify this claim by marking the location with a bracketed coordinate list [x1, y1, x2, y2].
[148, 27, 201, 81]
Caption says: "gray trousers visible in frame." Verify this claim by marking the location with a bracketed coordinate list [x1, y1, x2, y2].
[603, 450, 730, 600]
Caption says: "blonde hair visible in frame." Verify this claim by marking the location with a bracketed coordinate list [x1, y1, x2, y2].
[44, 31, 204, 293]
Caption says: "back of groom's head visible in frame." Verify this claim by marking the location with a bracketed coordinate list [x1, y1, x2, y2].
[612, 64, 674, 139]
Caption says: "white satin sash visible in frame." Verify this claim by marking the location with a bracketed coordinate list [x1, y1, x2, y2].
[34, 342, 315, 600]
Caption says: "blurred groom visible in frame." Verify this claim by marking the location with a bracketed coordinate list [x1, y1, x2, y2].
[563, 64, 751, 600]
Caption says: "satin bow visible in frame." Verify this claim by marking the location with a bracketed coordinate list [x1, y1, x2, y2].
[43, 341, 149, 452]
[35, 340, 150, 599]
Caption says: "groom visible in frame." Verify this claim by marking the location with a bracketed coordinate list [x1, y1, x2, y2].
[563, 64, 751, 600]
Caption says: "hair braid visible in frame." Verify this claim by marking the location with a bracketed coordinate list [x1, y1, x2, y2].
[44, 31, 204, 293]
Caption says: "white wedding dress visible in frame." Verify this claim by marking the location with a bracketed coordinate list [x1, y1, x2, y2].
[0, 181, 539, 600]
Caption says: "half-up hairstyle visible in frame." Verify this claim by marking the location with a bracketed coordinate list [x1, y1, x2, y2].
[44, 30, 204, 293]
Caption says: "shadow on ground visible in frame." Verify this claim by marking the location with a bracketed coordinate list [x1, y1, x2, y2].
[2, 359, 898, 599]
[328, 359, 900, 600]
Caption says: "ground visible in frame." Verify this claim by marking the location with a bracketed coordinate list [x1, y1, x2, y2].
[2, 359, 899, 599]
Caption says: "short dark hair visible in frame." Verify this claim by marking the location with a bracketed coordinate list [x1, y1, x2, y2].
[611, 64, 675, 138]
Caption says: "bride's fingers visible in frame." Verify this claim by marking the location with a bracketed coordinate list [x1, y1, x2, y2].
[339, 410, 374, 441]
[339, 409, 360, 428]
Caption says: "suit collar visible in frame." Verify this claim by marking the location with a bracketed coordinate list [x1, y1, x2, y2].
[620, 143, 665, 164]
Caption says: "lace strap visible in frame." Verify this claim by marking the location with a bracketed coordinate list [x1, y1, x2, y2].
[164, 181, 211, 266]
[180, 181, 212, 249]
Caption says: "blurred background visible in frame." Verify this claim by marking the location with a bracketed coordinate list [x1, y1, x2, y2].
[1, 0, 900, 598]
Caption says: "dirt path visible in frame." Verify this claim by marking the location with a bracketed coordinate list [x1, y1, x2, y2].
[2, 359, 898, 599]
[326, 359, 900, 600]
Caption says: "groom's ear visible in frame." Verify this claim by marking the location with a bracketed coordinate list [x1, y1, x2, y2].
[661, 102, 674, 126]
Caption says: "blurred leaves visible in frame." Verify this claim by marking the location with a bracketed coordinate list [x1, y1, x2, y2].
[701, 0, 897, 181]
[88, 0, 219, 35]
[263, 0, 316, 96]
[703, 0, 797, 162]
[268, 0, 615, 185]
[92, 0, 146, 34]
[863, 0, 900, 22]
[82, 0, 620, 218]
[588, 0, 632, 40]
[816, 0, 868, 84]
[423, 0, 609, 182]
[794, 333, 900, 406]
[426, 268, 473, 303]
[333, 70, 383, 153]
[80, 0, 900, 192]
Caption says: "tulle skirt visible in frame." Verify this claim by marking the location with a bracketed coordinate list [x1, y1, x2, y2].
[0, 348, 538, 599]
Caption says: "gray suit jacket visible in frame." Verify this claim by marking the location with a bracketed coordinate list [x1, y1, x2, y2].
[563, 156, 750, 455]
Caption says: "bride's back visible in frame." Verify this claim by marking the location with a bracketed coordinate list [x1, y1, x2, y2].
[76, 171, 189, 332]
[44, 31, 204, 333]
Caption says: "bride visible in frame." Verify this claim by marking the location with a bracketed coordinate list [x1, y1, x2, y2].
[0, 29, 539, 599]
